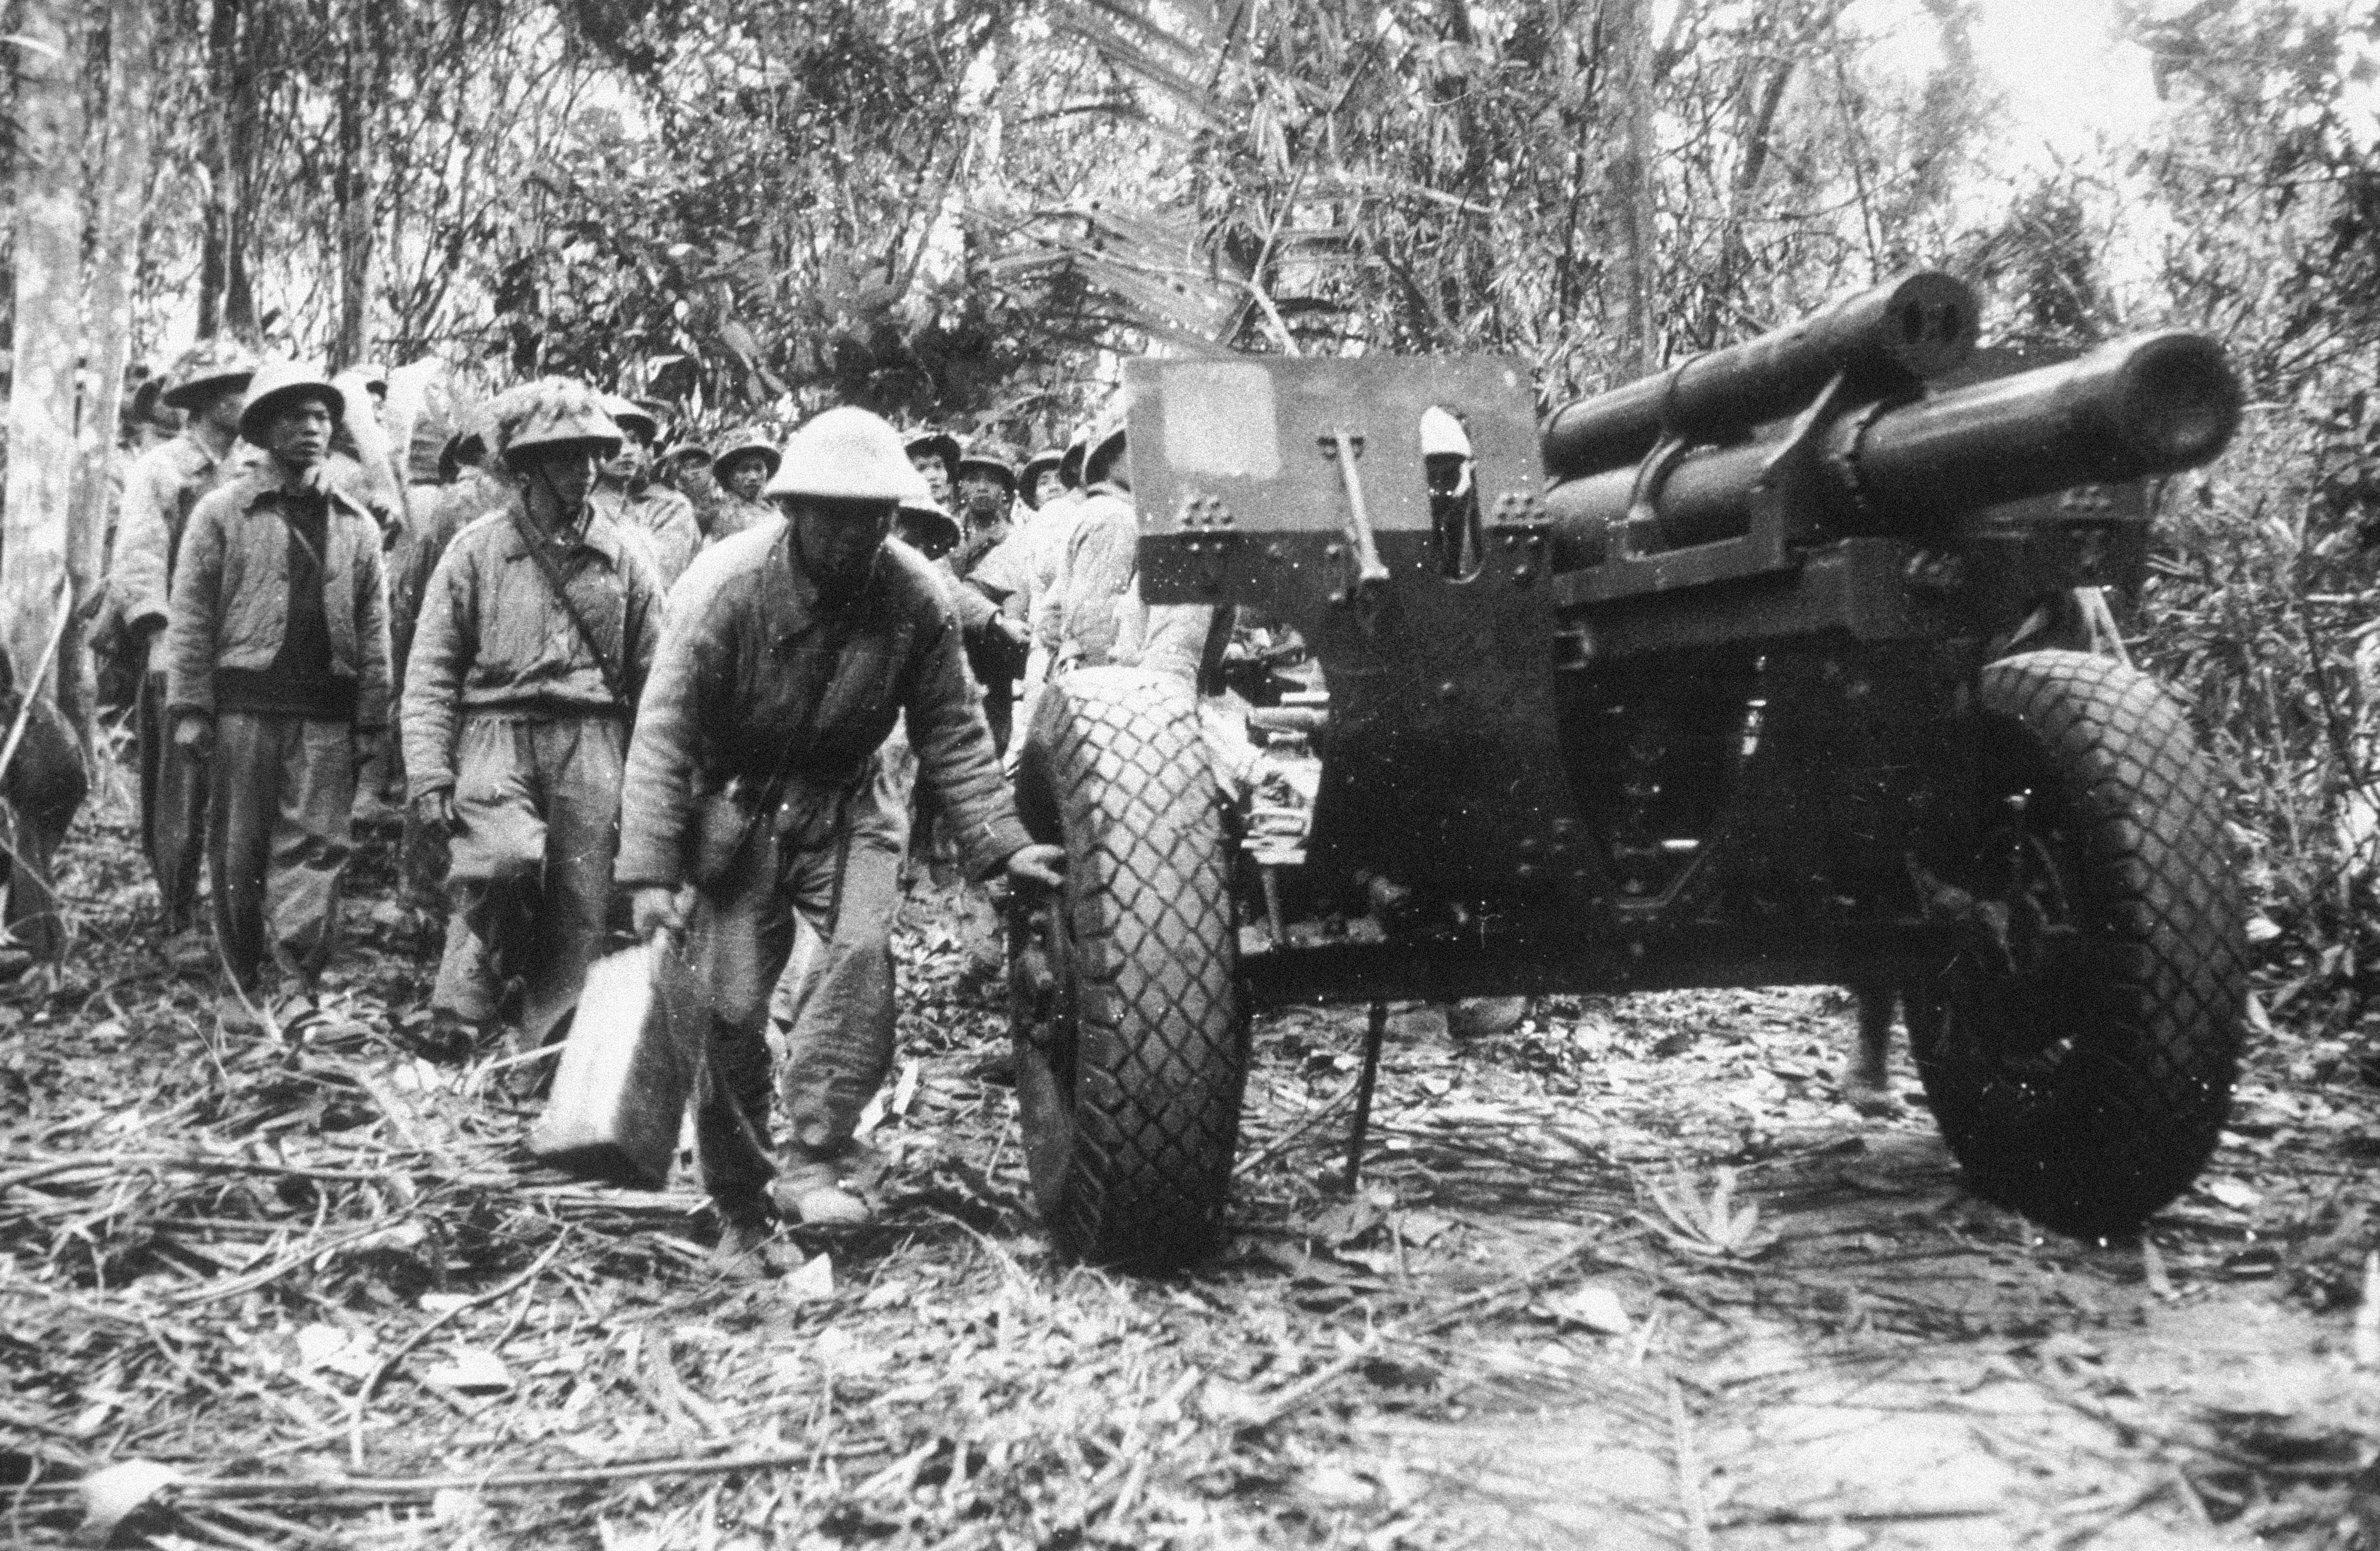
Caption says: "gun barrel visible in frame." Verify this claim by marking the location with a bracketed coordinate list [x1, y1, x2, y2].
[1846, 331, 2240, 514]
[1544, 331, 2243, 561]
[1541, 272, 1980, 482]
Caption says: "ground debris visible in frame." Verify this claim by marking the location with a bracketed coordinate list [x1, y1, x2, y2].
[4, 785, 2377, 1546]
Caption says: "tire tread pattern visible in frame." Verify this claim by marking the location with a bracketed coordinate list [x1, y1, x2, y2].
[1026, 667, 1246, 1269]
[1919, 649, 2245, 1238]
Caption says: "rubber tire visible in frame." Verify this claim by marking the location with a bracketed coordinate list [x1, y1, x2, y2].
[1909, 650, 2244, 1239]
[1012, 667, 1247, 1271]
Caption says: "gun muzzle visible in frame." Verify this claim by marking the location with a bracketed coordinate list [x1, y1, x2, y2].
[1541, 271, 1980, 482]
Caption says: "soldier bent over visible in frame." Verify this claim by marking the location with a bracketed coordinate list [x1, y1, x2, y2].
[404, 380, 664, 1052]
[111, 341, 255, 953]
[616, 407, 1062, 1252]
[165, 363, 392, 1022]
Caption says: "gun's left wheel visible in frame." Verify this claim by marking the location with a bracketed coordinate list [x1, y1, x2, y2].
[1010, 667, 1246, 1272]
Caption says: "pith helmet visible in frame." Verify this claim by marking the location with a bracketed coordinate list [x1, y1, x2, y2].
[600, 392, 660, 444]
[767, 406, 925, 503]
[956, 451, 1017, 496]
[162, 339, 260, 411]
[1057, 425, 1091, 490]
[493, 377, 622, 468]
[1083, 399, 1129, 485]
[894, 497, 961, 557]
[713, 428, 782, 479]
[903, 430, 961, 482]
[1019, 449, 1064, 508]
[238, 361, 345, 444]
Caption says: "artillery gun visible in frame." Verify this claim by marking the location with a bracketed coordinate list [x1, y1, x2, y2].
[1009, 273, 2247, 1271]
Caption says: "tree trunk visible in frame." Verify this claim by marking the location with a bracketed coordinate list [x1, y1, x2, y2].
[5, 0, 87, 696]
[198, 0, 256, 340]
[63, 0, 157, 746]
[1603, 0, 1658, 374]
[332, 5, 372, 370]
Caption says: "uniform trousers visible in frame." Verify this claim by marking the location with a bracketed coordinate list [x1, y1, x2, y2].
[432, 714, 623, 1045]
[208, 712, 355, 992]
[687, 757, 911, 1213]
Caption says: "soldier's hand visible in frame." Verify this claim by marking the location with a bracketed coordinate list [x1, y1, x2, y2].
[631, 886, 686, 943]
[1004, 843, 1067, 893]
[171, 714, 212, 757]
[353, 730, 384, 772]
[413, 790, 454, 834]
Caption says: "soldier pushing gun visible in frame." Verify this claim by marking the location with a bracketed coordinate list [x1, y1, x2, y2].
[614, 406, 1062, 1263]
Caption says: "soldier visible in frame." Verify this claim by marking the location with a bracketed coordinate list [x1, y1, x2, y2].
[616, 406, 1062, 1254]
[404, 381, 664, 1052]
[1019, 449, 1064, 513]
[392, 410, 511, 906]
[707, 429, 780, 546]
[657, 437, 719, 521]
[951, 453, 1031, 754]
[1055, 411, 1213, 683]
[110, 339, 256, 952]
[592, 394, 703, 588]
[904, 430, 959, 512]
[164, 363, 392, 1021]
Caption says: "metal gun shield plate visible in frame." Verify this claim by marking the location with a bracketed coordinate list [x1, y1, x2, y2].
[1128, 355, 1594, 903]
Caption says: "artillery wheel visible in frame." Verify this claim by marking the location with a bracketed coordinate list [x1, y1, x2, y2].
[1908, 650, 2243, 1239]
[1010, 667, 1246, 1270]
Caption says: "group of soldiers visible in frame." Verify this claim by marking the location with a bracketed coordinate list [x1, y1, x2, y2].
[100, 341, 1177, 1256]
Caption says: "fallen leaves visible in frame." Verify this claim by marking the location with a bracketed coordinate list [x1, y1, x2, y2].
[77, 1458, 180, 1540]
[1640, 1168, 1781, 1261]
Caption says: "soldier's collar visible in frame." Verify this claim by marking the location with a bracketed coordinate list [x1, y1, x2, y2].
[502, 493, 624, 565]
[238, 460, 367, 520]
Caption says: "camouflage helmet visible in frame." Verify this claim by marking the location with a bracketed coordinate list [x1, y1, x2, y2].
[956, 450, 1017, 496]
[492, 378, 622, 469]
[765, 406, 923, 503]
[600, 392, 660, 445]
[657, 434, 712, 470]
[237, 360, 344, 444]
[161, 338, 260, 412]
[1019, 449, 1064, 508]
[712, 427, 782, 480]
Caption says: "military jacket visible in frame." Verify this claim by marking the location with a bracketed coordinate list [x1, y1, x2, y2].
[164, 457, 393, 730]
[401, 497, 665, 800]
[615, 521, 1029, 890]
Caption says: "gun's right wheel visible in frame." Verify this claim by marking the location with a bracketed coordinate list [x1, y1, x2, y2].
[1908, 649, 2245, 1239]
[1010, 667, 1246, 1272]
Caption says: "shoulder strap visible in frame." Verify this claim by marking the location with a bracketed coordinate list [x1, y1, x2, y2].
[509, 507, 628, 709]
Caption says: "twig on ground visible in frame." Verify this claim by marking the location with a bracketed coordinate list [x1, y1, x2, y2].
[1248, 1227, 1615, 1426]
[1237, 1073, 1365, 1178]
[167, 1212, 428, 1309]
[1667, 1373, 1715, 1551]
[348, 1231, 571, 1468]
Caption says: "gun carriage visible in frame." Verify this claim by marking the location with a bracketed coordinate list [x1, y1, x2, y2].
[1009, 273, 2248, 1271]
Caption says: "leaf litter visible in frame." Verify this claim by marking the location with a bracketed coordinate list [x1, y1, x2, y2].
[1, 787, 2377, 1545]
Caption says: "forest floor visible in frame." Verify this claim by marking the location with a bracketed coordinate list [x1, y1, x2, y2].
[5, 746, 2380, 1550]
